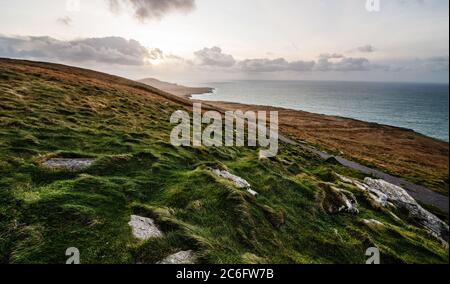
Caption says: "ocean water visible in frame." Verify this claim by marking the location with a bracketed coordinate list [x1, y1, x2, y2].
[191, 80, 449, 142]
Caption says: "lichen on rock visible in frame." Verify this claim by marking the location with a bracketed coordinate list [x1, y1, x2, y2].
[128, 215, 163, 240]
[210, 168, 259, 197]
[42, 158, 95, 170]
[363, 178, 449, 241]
[157, 250, 196, 264]
[336, 174, 449, 242]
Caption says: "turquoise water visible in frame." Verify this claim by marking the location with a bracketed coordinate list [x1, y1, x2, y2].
[192, 81, 449, 142]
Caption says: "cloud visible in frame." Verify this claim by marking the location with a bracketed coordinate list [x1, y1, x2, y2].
[319, 53, 344, 59]
[193, 46, 315, 72]
[239, 58, 315, 72]
[356, 45, 376, 53]
[149, 48, 164, 60]
[315, 54, 371, 71]
[1, 35, 445, 78]
[422, 56, 449, 72]
[379, 56, 449, 73]
[193, 47, 374, 73]
[56, 16, 72, 26]
[0, 35, 154, 65]
[333, 57, 371, 71]
[109, 0, 196, 22]
[194, 46, 236, 67]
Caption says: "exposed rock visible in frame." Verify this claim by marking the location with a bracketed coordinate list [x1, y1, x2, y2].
[157, 250, 196, 264]
[128, 215, 163, 240]
[336, 173, 388, 207]
[259, 152, 270, 160]
[363, 219, 384, 226]
[389, 212, 402, 222]
[320, 184, 359, 215]
[211, 168, 251, 188]
[363, 178, 449, 241]
[337, 174, 449, 241]
[210, 168, 259, 197]
[42, 158, 95, 170]
[247, 189, 259, 197]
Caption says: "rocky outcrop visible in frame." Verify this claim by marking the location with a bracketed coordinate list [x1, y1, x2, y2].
[211, 168, 251, 188]
[42, 158, 95, 170]
[336, 174, 449, 241]
[336, 174, 388, 207]
[157, 250, 196, 264]
[320, 184, 359, 215]
[363, 178, 449, 241]
[211, 168, 259, 197]
[128, 215, 163, 240]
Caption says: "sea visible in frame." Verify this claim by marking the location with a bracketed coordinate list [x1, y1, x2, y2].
[191, 80, 449, 142]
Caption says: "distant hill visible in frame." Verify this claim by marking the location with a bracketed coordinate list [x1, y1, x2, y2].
[138, 77, 213, 98]
[0, 58, 447, 264]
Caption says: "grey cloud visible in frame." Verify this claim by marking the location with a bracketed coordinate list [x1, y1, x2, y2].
[315, 55, 371, 72]
[194, 47, 374, 73]
[193, 46, 315, 72]
[57, 16, 72, 26]
[319, 53, 344, 59]
[239, 58, 315, 72]
[358, 56, 449, 73]
[356, 45, 375, 53]
[239, 58, 288, 72]
[333, 57, 371, 71]
[194, 46, 236, 67]
[109, 0, 196, 21]
[0, 35, 154, 65]
[315, 54, 346, 70]
[423, 56, 449, 72]
[149, 48, 164, 60]
[383, 56, 449, 73]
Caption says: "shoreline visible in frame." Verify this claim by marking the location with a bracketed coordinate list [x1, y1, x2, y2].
[138, 77, 214, 99]
[186, 87, 448, 144]
[191, 92, 449, 143]
[200, 100, 450, 213]
[202, 100, 449, 192]
[141, 81, 448, 198]
[200, 98, 448, 143]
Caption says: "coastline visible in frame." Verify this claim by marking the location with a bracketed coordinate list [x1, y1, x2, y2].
[203, 101, 449, 194]
[1, 58, 448, 264]
[147, 82, 449, 197]
[138, 77, 214, 99]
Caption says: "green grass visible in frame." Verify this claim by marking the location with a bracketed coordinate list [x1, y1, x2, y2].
[0, 59, 448, 264]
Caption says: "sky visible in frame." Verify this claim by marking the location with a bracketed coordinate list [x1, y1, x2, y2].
[0, 0, 448, 84]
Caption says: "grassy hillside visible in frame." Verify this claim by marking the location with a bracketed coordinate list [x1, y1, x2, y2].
[0, 58, 448, 264]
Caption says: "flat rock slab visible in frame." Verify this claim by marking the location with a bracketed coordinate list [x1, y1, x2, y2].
[211, 168, 259, 197]
[157, 250, 196, 264]
[211, 168, 251, 189]
[42, 158, 95, 170]
[129, 215, 163, 240]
